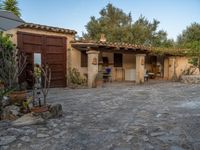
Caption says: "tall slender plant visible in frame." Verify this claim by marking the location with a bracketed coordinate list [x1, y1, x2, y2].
[40, 65, 51, 105]
[0, 32, 26, 119]
[0, 32, 26, 89]
[32, 64, 51, 106]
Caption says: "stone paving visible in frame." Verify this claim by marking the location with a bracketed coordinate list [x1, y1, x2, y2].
[1, 81, 200, 150]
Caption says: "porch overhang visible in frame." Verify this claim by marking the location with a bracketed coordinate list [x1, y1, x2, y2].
[71, 40, 150, 54]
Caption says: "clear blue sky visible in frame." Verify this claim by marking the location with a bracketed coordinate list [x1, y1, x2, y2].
[18, 0, 200, 40]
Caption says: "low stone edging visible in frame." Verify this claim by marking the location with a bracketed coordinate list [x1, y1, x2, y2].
[181, 75, 200, 84]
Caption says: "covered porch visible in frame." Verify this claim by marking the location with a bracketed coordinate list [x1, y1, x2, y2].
[72, 41, 151, 87]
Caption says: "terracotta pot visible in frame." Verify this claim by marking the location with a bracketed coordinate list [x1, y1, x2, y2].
[9, 90, 27, 104]
[95, 80, 103, 88]
[0, 83, 4, 89]
[31, 105, 49, 113]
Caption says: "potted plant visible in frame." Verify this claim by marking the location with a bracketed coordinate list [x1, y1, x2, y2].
[21, 96, 32, 113]
[95, 71, 103, 88]
[9, 82, 27, 105]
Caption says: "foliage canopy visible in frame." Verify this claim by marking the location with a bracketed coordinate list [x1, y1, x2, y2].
[83, 3, 174, 48]
[177, 23, 200, 70]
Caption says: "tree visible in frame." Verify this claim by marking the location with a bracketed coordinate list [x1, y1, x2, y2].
[83, 3, 132, 43]
[2, 0, 21, 17]
[40, 65, 51, 106]
[177, 23, 200, 72]
[177, 23, 200, 45]
[130, 16, 174, 47]
[83, 3, 174, 47]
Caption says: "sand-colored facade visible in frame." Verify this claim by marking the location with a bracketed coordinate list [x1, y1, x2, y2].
[70, 47, 88, 76]
[69, 48, 195, 85]
[3, 24, 196, 87]
[70, 50, 194, 82]
[164, 56, 198, 80]
[5, 26, 75, 86]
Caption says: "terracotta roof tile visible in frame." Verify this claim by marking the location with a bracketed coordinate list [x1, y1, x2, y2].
[71, 40, 150, 52]
[18, 23, 77, 35]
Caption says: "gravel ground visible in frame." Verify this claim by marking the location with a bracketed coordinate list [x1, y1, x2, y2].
[1, 81, 200, 150]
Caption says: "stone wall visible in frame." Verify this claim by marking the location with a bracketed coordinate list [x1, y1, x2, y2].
[181, 75, 200, 84]
[164, 56, 198, 80]
[70, 47, 87, 76]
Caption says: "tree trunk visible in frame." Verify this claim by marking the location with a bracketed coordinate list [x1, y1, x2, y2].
[198, 57, 200, 75]
[43, 90, 47, 106]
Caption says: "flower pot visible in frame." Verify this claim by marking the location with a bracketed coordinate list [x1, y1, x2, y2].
[95, 80, 103, 88]
[0, 83, 4, 89]
[31, 105, 49, 113]
[9, 90, 27, 105]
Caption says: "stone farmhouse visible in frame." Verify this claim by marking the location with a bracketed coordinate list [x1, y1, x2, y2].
[5, 23, 192, 88]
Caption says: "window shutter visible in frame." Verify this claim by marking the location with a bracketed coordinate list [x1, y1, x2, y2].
[81, 51, 88, 67]
[114, 53, 123, 67]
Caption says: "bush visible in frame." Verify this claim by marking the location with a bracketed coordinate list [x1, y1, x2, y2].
[68, 68, 87, 86]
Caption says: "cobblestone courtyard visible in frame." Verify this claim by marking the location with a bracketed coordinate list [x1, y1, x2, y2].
[1, 81, 200, 150]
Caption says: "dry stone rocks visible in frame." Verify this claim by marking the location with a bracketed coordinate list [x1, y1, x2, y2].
[12, 113, 45, 126]
[49, 104, 63, 118]
[20, 136, 31, 142]
[2, 96, 10, 107]
[36, 133, 49, 138]
[6, 128, 24, 137]
[33, 104, 63, 120]
[11, 103, 63, 126]
[181, 75, 200, 84]
[0, 136, 16, 146]
[1, 105, 20, 120]
[150, 132, 166, 137]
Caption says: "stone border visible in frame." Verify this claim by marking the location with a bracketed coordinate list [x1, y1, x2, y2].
[181, 75, 200, 84]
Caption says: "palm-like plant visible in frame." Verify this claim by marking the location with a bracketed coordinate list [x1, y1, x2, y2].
[2, 0, 21, 17]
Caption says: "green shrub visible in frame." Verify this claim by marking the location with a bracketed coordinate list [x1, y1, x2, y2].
[68, 68, 87, 86]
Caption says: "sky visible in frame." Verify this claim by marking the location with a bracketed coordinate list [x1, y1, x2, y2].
[18, 0, 200, 41]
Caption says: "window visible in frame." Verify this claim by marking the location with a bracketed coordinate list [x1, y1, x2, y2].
[114, 53, 123, 67]
[34, 53, 41, 66]
[81, 51, 88, 67]
[102, 57, 109, 66]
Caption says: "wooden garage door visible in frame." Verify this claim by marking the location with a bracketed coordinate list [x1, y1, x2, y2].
[17, 32, 67, 87]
